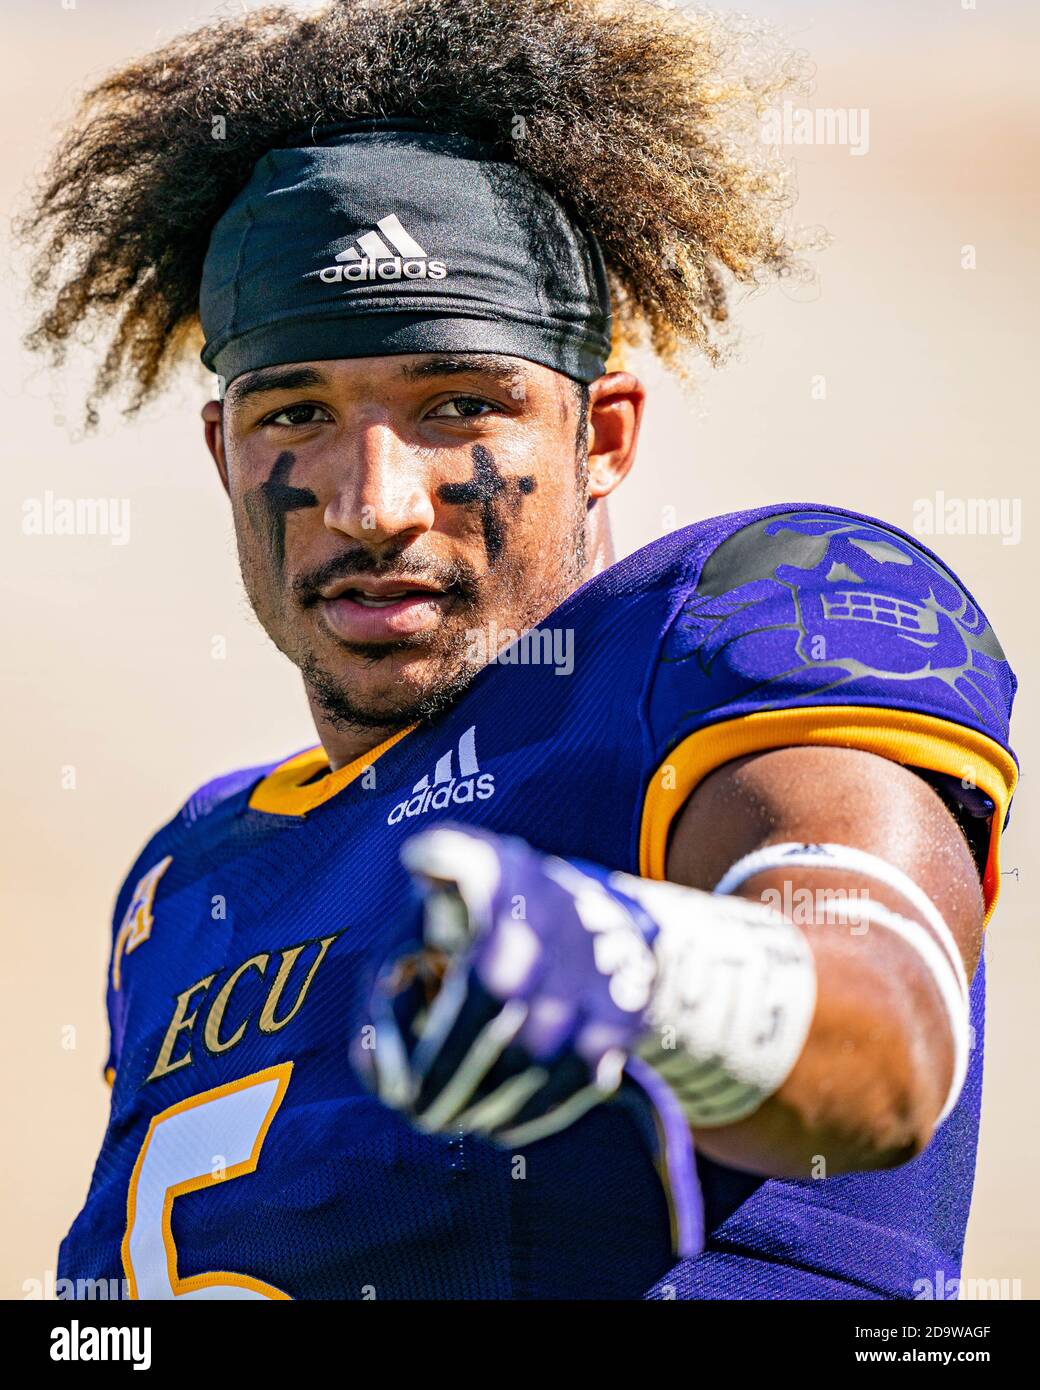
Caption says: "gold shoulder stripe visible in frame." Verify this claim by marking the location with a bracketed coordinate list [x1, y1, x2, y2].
[639, 705, 1017, 925]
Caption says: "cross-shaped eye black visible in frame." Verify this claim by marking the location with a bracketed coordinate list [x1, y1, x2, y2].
[245, 450, 319, 573]
[437, 445, 536, 564]
[262, 450, 319, 514]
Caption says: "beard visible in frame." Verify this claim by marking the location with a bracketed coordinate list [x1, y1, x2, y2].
[295, 495, 587, 737]
[300, 640, 481, 732]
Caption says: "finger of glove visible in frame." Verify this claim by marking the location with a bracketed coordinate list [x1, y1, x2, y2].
[366, 947, 440, 1066]
[366, 1001, 418, 1111]
[418, 1036, 555, 1136]
[471, 990, 632, 1126]
[411, 972, 529, 1128]
[410, 907, 545, 1093]
[494, 1050, 627, 1147]
[431, 988, 580, 1121]
[402, 827, 502, 947]
[439, 1065, 551, 1136]
[480, 1048, 597, 1135]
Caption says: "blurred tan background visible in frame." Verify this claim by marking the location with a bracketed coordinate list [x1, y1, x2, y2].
[2, 0, 1036, 1299]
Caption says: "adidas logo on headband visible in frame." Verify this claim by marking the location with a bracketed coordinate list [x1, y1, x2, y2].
[318, 213, 448, 284]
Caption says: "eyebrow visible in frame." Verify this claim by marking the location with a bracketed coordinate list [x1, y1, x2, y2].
[397, 354, 529, 393]
[229, 365, 331, 407]
[227, 353, 529, 410]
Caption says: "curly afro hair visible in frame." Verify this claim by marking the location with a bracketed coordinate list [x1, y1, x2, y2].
[20, 0, 807, 424]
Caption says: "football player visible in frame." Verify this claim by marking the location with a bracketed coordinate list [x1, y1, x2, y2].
[27, 0, 1017, 1299]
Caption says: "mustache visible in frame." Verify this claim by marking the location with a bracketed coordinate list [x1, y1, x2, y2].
[292, 547, 482, 607]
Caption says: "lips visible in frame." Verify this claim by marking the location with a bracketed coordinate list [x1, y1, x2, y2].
[316, 578, 452, 642]
[351, 589, 424, 608]
[318, 575, 446, 601]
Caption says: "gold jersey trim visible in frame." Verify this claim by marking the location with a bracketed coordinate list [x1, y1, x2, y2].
[639, 705, 1017, 925]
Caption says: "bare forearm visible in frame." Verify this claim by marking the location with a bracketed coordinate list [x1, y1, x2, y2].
[692, 908, 955, 1178]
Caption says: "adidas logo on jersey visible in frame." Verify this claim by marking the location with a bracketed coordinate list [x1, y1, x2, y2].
[318, 213, 448, 284]
[387, 725, 495, 825]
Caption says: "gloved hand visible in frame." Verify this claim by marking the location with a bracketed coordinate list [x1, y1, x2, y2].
[355, 824, 660, 1146]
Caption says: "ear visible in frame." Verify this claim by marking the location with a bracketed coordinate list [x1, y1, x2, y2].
[585, 372, 644, 500]
[202, 399, 230, 496]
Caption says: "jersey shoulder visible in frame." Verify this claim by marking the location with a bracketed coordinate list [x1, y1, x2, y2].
[637, 501, 1017, 750]
[102, 756, 287, 1079]
[109, 757, 284, 931]
[627, 503, 1018, 906]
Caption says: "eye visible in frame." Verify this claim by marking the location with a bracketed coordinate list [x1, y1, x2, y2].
[263, 403, 334, 428]
[427, 395, 497, 420]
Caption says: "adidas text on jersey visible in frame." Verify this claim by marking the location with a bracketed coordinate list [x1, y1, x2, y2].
[387, 725, 494, 825]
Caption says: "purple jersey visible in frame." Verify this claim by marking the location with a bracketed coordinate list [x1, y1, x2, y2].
[60, 504, 1017, 1299]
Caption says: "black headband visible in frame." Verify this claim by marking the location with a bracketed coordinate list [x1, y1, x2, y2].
[199, 119, 612, 388]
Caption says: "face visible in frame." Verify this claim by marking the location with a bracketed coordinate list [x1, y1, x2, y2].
[204, 353, 641, 747]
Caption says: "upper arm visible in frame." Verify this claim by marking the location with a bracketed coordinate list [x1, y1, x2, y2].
[666, 743, 985, 982]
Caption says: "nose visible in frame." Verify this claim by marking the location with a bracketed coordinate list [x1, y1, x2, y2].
[323, 422, 435, 550]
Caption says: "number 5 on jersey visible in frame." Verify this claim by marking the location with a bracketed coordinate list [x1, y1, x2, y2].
[122, 1063, 293, 1299]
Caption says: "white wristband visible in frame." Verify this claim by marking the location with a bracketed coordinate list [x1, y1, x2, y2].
[609, 873, 818, 1127]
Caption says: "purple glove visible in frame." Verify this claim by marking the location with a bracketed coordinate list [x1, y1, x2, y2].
[359, 825, 661, 1146]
